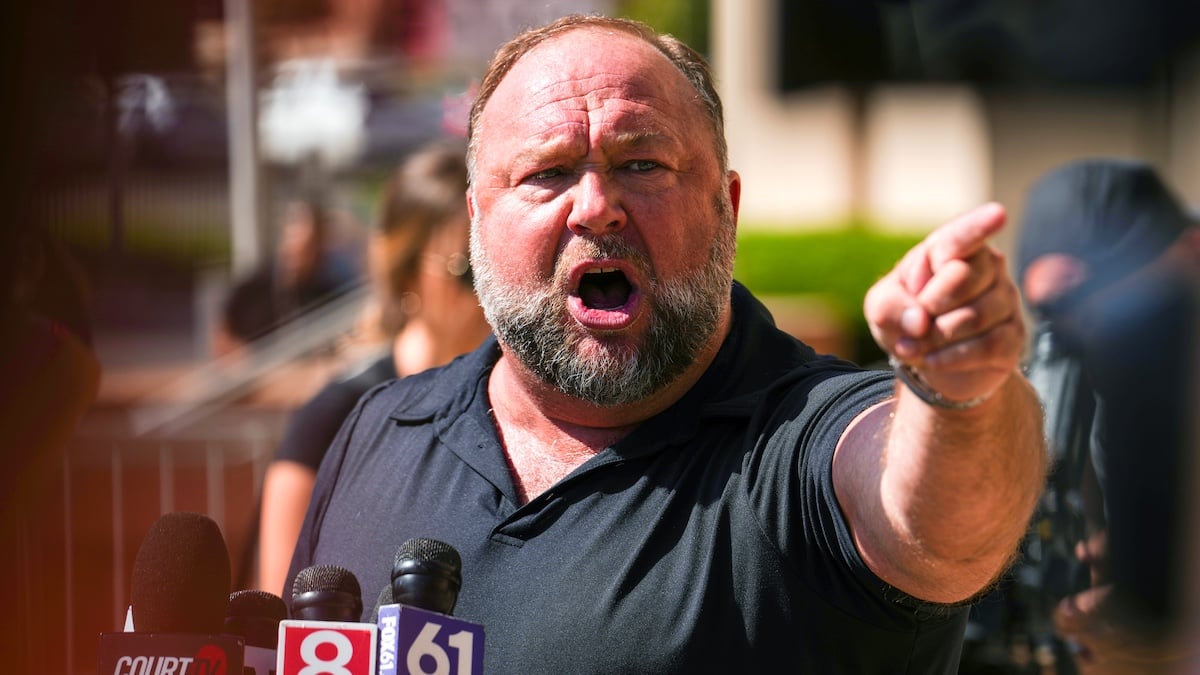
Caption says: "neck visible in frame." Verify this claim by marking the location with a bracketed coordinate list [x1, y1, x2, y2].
[488, 361, 638, 504]
[488, 360, 642, 450]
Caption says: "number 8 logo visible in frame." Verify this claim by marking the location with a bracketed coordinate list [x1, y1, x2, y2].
[298, 629, 354, 675]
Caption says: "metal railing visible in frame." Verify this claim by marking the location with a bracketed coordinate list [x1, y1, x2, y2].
[17, 288, 369, 674]
[18, 404, 285, 674]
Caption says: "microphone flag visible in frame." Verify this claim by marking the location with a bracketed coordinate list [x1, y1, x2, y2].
[98, 632, 244, 675]
[276, 619, 377, 675]
[376, 603, 484, 675]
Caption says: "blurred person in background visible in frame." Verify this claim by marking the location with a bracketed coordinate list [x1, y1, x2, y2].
[1, 224, 101, 522]
[256, 138, 491, 595]
[214, 194, 359, 357]
[962, 157, 1200, 674]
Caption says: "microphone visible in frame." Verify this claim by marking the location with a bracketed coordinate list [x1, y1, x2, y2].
[277, 564, 377, 675]
[226, 589, 287, 675]
[98, 511, 244, 674]
[391, 537, 462, 615]
[290, 563, 364, 621]
[132, 510, 231, 633]
[377, 538, 484, 675]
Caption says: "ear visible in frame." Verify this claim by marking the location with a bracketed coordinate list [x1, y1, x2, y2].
[726, 170, 741, 224]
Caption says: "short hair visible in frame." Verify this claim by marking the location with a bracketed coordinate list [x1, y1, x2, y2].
[466, 14, 727, 181]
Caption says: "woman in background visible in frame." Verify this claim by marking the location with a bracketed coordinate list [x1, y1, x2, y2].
[257, 138, 491, 596]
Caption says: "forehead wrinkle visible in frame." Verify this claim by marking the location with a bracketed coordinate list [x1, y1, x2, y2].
[549, 70, 676, 109]
[513, 119, 681, 171]
[525, 59, 678, 108]
[496, 27, 702, 121]
[516, 92, 681, 155]
[482, 35, 702, 171]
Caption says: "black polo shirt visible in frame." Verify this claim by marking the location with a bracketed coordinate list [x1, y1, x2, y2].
[275, 352, 397, 471]
[289, 283, 969, 674]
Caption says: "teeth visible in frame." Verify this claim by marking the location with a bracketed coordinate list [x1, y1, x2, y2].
[587, 266, 618, 274]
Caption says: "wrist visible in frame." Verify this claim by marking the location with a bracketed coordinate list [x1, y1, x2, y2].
[888, 356, 991, 410]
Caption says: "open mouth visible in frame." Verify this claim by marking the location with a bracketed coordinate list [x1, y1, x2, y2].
[568, 264, 640, 330]
[579, 267, 632, 309]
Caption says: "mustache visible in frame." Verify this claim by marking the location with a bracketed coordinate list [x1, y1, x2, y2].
[554, 235, 653, 283]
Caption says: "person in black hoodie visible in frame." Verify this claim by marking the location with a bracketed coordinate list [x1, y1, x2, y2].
[965, 157, 1200, 674]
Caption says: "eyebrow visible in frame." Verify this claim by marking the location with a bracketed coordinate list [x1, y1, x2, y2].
[515, 128, 678, 165]
[603, 128, 679, 153]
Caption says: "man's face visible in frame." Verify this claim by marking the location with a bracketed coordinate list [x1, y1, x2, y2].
[468, 28, 740, 406]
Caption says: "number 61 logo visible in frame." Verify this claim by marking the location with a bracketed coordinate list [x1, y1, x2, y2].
[377, 604, 485, 675]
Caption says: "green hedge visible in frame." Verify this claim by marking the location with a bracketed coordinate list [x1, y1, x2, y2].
[733, 225, 924, 363]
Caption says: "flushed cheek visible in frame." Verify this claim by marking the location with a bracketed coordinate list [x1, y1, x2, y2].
[480, 204, 566, 283]
[484, 240, 555, 292]
[629, 211, 705, 275]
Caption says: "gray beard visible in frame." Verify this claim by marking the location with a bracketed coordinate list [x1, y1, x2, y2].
[470, 200, 737, 407]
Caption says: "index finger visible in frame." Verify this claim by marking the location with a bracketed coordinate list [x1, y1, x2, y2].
[927, 202, 1007, 271]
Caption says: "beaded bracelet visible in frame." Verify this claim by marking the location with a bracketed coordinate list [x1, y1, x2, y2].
[888, 356, 990, 410]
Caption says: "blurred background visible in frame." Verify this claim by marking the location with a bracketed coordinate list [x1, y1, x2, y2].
[2, 0, 1197, 672]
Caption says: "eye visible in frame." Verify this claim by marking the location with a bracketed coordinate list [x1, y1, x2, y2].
[528, 167, 566, 181]
[626, 159, 659, 172]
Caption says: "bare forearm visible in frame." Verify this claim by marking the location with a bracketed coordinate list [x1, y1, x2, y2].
[889, 371, 1044, 594]
[258, 461, 318, 597]
[836, 372, 1046, 603]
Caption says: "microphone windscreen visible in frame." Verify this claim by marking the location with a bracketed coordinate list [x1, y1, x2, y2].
[226, 589, 287, 648]
[130, 511, 231, 634]
[391, 538, 462, 615]
[393, 538, 462, 581]
[291, 564, 363, 621]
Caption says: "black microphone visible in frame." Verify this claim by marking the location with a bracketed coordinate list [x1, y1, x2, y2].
[376, 539, 483, 675]
[391, 537, 462, 615]
[130, 511, 231, 633]
[278, 565, 377, 674]
[290, 563, 364, 621]
[227, 589, 286, 647]
[226, 589, 286, 675]
[98, 511, 244, 674]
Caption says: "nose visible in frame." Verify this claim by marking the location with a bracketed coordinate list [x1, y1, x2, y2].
[567, 169, 625, 235]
